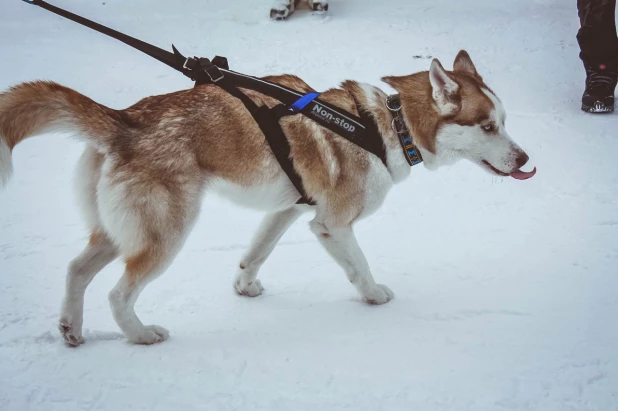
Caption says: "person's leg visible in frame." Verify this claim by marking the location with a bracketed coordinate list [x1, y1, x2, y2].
[577, 0, 618, 65]
[577, 0, 618, 112]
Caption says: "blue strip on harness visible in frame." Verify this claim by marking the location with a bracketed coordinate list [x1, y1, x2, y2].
[290, 92, 320, 112]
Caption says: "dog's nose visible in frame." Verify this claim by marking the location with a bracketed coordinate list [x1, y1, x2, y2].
[516, 152, 529, 168]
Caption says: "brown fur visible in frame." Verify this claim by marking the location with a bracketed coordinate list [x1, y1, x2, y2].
[382, 72, 495, 154]
[0, 81, 122, 150]
[88, 231, 106, 247]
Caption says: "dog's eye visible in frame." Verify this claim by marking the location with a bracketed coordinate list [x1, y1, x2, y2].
[481, 124, 495, 133]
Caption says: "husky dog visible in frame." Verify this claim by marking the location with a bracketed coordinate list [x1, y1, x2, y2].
[270, 0, 328, 20]
[0, 51, 534, 346]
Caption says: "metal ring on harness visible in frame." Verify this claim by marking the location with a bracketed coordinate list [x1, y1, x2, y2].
[391, 117, 407, 134]
[386, 96, 402, 112]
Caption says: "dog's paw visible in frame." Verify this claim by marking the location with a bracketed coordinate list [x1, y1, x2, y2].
[234, 278, 264, 297]
[308, 0, 328, 13]
[364, 284, 394, 305]
[58, 321, 85, 347]
[270, 0, 294, 20]
[129, 325, 169, 345]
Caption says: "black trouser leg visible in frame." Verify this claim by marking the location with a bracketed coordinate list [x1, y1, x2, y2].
[577, 0, 618, 65]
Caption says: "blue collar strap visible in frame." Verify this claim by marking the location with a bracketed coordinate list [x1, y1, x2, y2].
[386, 94, 423, 166]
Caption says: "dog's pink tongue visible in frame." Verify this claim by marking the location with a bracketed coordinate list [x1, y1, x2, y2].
[510, 167, 536, 180]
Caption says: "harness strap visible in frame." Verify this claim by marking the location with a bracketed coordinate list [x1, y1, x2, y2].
[350, 95, 387, 167]
[256, 105, 315, 205]
[290, 92, 320, 112]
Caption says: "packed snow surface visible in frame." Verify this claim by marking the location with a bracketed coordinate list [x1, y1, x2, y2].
[1, 0, 617, 410]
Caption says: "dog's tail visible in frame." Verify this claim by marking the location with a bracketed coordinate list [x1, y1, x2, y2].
[0, 81, 123, 187]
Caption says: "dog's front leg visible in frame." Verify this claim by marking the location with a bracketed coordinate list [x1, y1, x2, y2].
[310, 221, 394, 305]
[234, 206, 304, 296]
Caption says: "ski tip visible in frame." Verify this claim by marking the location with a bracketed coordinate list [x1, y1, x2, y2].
[21, 0, 36, 4]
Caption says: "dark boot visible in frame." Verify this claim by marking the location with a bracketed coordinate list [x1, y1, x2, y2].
[582, 63, 617, 113]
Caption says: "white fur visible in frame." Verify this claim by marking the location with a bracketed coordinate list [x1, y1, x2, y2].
[310, 121, 341, 186]
[234, 206, 304, 296]
[96, 157, 148, 256]
[359, 82, 411, 183]
[109, 274, 171, 344]
[212, 175, 301, 211]
[105, 215, 197, 344]
[484, 89, 507, 124]
[59, 236, 118, 346]
[429, 60, 461, 116]
[0, 137, 13, 187]
[426, 88, 524, 174]
[360, 154, 394, 219]
[73, 147, 102, 230]
[97, 154, 202, 255]
[309, 220, 393, 304]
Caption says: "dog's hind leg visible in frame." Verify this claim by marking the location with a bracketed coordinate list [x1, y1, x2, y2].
[102, 177, 201, 344]
[59, 148, 118, 346]
[235, 206, 304, 296]
[108, 244, 179, 345]
[310, 220, 394, 305]
[59, 231, 118, 346]
[105, 214, 199, 344]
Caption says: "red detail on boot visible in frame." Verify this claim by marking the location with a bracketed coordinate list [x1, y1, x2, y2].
[600, 64, 606, 70]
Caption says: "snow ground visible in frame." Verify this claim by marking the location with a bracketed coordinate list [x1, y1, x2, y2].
[0, 0, 617, 410]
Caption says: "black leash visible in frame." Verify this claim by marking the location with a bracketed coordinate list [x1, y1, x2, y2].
[22, 0, 390, 205]
[22, 0, 187, 74]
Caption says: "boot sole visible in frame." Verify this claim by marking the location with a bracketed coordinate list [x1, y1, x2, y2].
[582, 103, 614, 113]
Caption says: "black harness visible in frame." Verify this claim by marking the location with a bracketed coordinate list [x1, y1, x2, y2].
[22, 0, 422, 205]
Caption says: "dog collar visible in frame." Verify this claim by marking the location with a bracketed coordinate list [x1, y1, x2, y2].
[386, 94, 423, 166]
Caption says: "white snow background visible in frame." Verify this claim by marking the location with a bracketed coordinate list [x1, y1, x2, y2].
[0, 0, 617, 410]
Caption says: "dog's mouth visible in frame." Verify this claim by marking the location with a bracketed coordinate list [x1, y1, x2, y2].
[482, 160, 509, 176]
[482, 160, 536, 180]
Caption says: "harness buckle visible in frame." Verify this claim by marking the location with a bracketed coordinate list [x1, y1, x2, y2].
[183, 57, 198, 71]
[197, 57, 224, 83]
[204, 65, 224, 83]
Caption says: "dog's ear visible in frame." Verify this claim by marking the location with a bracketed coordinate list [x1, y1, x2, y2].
[381, 75, 405, 91]
[429, 59, 461, 116]
[453, 50, 482, 80]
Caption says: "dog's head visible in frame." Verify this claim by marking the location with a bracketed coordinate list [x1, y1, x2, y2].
[383, 51, 534, 179]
